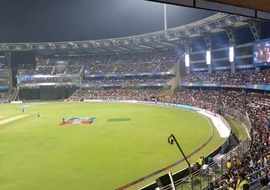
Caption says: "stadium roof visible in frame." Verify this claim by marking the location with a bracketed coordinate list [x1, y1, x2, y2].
[148, 0, 270, 19]
[0, 13, 254, 55]
[212, 0, 270, 12]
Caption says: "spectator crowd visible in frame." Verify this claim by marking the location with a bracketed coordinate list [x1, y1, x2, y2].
[17, 51, 176, 86]
[184, 69, 270, 86]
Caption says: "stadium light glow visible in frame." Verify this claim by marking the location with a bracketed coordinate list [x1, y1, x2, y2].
[206, 50, 211, 65]
[185, 53, 190, 67]
[229, 46, 235, 63]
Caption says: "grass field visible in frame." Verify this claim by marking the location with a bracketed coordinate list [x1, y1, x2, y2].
[0, 102, 225, 190]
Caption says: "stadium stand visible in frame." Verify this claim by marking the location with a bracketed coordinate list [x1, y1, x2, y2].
[82, 78, 169, 87]
[83, 52, 176, 75]
[183, 69, 270, 85]
[0, 92, 9, 103]
[16, 52, 176, 87]
[0, 12, 268, 189]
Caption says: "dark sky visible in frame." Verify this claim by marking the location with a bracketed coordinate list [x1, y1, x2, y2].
[0, 0, 214, 43]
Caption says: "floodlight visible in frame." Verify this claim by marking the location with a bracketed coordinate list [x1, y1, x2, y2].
[185, 53, 190, 67]
[229, 46, 234, 63]
[206, 50, 211, 65]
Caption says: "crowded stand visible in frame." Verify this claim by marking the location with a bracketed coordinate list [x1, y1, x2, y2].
[17, 56, 82, 76]
[69, 88, 163, 101]
[0, 92, 9, 103]
[16, 52, 176, 86]
[22, 52, 177, 77]
[69, 87, 270, 189]
[18, 76, 78, 85]
[183, 69, 270, 85]
[84, 52, 176, 75]
[84, 58, 174, 75]
[82, 78, 170, 87]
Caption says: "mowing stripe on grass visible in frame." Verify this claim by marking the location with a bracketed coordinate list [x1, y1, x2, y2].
[0, 114, 29, 126]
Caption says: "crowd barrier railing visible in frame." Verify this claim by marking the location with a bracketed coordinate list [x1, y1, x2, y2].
[159, 107, 252, 190]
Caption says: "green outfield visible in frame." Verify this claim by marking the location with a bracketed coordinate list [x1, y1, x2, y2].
[0, 102, 225, 190]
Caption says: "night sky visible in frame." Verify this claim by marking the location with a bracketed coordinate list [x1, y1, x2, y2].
[0, 0, 214, 43]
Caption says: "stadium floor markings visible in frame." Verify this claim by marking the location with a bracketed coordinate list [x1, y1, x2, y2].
[0, 114, 29, 126]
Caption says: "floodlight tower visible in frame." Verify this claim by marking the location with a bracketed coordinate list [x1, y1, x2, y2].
[163, 4, 167, 31]
[204, 35, 212, 74]
[185, 53, 190, 72]
[184, 39, 191, 75]
[225, 28, 236, 73]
